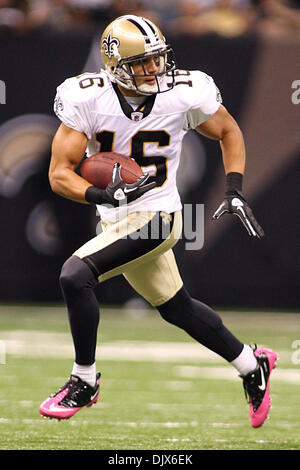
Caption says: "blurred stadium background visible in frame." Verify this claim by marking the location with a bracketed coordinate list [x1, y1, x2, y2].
[0, 0, 300, 451]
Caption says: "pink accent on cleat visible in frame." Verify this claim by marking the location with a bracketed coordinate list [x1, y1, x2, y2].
[39, 374, 100, 420]
[249, 348, 277, 428]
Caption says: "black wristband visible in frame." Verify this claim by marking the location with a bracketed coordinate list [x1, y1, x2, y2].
[85, 186, 108, 204]
[225, 172, 243, 194]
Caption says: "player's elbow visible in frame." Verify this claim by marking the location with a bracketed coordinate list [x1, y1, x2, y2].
[220, 121, 243, 144]
[48, 166, 64, 195]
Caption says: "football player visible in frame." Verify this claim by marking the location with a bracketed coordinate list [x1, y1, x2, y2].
[39, 15, 277, 428]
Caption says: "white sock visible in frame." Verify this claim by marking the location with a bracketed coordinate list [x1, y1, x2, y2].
[71, 362, 97, 387]
[231, 345, 258, 376]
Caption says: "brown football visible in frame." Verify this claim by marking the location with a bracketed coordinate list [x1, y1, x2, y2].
[80, 152, 143, 189]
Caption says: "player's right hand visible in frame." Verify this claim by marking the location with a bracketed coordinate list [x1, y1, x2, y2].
[105, 163, 156, 207]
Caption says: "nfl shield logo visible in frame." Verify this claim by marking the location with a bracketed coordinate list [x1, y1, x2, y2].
[131, 112, 143, 122]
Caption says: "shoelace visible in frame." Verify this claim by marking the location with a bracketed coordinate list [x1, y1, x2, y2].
[61, 380, 91, 406]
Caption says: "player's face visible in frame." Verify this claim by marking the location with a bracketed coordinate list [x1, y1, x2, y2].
[131, 56, 160, 88]
[117, 55, 161, 96]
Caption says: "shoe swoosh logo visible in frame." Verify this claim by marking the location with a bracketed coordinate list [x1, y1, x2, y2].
[90, 391, 98, 401]
[49, 402, 67, 412]
[258, 368, 266, 391]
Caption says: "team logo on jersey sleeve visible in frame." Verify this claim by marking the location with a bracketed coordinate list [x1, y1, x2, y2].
[215, 86, 222, 103]
[54, 95, 64, 115]
[102, 32, 120, 59]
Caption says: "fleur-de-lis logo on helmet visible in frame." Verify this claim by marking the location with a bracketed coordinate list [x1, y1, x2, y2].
[102, 32, 120, 59]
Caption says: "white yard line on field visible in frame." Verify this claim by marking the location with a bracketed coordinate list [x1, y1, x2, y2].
[0, 330, 221, 362]
[173, 365, 300, 383]
[0, 330, 299, 384]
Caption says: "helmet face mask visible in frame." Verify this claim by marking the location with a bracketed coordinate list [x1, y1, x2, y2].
[100, 16, 176, 95]
[118, 47, 176, 95]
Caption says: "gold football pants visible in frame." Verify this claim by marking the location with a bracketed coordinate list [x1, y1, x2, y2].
[74, 211, 183, 306]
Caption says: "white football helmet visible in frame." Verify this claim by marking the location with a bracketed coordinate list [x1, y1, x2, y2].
[100, 15, 176, 95]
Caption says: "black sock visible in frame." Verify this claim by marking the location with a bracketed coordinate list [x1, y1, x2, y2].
[157, 287, 243, 362]
[59, 255, 99, 365]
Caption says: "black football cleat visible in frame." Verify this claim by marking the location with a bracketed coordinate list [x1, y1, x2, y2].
[241, 347, 277, 428]
[39, 373, 100, 420]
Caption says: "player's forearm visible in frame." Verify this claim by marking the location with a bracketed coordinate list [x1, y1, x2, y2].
[220, 125, 246, 175]
[49, 167, 91, 204]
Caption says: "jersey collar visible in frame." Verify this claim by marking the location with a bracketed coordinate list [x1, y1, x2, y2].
[112, 82, 156, 121]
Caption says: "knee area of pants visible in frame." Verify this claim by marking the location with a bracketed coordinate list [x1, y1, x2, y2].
[157, 306, 183, 327]
[59, 267, 80, 293]
[158, 296, 224, 331]
[59, 257, 93, 292]
[157, 287, 193, 326]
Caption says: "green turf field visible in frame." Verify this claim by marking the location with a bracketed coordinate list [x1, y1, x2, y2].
[0, 303, 299, 451]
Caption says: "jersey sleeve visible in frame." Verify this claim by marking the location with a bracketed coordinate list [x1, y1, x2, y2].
[53, 77, 96, 139]
[184, 71, 222, 130]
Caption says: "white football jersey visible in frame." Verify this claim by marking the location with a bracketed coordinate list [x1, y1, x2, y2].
[54, 69, 221, 222]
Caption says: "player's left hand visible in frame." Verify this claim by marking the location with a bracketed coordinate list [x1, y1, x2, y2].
[213, 190, 265, 238]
